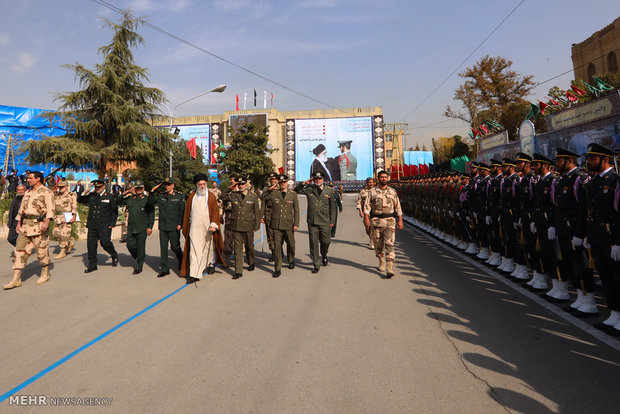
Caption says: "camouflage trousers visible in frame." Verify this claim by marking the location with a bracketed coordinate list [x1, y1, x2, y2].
[13, 232, 50, 270]
[370, 217, 396, 261]
[53, 222, 73, 248]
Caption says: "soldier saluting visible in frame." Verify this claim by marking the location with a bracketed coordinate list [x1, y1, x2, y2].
[149, 178, 185, 278]
[4, 171, 54, 289]
[117, 180, 154, 275]
[262, 174, 300, 278]
[78, 178, 119, 273]
[295, 170, 337, 273]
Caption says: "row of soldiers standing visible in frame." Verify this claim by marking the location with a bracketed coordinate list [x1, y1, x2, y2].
[398, 143, 620, 337]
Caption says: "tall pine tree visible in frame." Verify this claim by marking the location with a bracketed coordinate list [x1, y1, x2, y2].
[25, 12, 171, 177]
[221, 123, 275, 188]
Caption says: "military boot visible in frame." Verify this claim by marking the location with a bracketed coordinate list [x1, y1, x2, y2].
[378, 256, 386, 272]
[386, 261, 395, 278]
[67, 240, 75, 253]
[54, 248, 67, 260]
[4, 269, 22, 290]
[36, 266, 50, 285]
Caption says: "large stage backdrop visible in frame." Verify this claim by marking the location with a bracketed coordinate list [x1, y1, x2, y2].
[290, 116, 376, 182]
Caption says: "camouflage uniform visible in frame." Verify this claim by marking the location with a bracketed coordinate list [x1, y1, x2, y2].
[53, 190, 78, 250]
[357, 187, 373, 247]
[364, 186, 403, 262]
[13, 185, 55, 271]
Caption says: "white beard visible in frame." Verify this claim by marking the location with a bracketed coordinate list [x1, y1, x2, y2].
[318, 154, 328, 162]
[196, 187, 207, 196]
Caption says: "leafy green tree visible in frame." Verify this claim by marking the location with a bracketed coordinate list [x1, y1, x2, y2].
[24, 12, 172, 178]
[449, 135, 470, 159]
[136, 138, 207, 195]
[220, 123, 276, 188]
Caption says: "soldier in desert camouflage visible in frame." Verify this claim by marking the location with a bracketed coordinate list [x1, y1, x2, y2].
[4, 171, 55, 289]
[52, 178, 78, 260]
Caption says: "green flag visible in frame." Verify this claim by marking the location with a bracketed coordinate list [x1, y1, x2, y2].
[584, 82, 600, 97]
[593, 76, 613, 91]
[526, 102, 540, 120]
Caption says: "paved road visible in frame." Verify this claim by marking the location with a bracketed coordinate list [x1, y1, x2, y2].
[0, 194, 618, 413]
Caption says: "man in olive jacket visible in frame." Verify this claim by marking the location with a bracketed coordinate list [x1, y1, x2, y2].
[222, 175, 261, 279]
[117, 180, 154, 275]
[262, 174, 300, 277]
[149, 177, 185, 277]
[295, 170, 337, 273]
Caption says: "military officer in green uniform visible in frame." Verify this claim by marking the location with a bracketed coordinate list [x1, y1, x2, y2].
[149, 178, 185, 277]
[222, 175, 261, 279]
[295, 170, 337, 273]
[77, 178, 119, 273]
[260, 172, 279, 262]
[117, 180, 154, 275]
[262, 174, 300, 277]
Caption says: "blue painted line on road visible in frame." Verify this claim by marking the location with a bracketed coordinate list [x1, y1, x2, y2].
[0, 283, 189, 404]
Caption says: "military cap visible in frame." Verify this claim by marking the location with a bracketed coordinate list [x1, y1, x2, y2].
[477, 163, 490, 171]
[278, 174, 288, 182]
[236, 175, 248, 184]
[312, 170, 326, 179]
[489, 159, 502, 167]
[312, 144, 326, 156]
[133, 180, 145, 188]
[555, 148, 580, 159]
[471, 162, 479, 168]
[586, 143, 615, 158]
[91, 179, 105, 185]
[515, 152, 532, 162]
[337, 140, 352, 146]
[193, 173, 209, 184]
[229, 173, 238, 181]
[162, 177, 175, 185]
[56, 179, 68, 187]
[268, 172, 278, 179]
[502, 158, 516, 167]
[532, 153, 554, 164]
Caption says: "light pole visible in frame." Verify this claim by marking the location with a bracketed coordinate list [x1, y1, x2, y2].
[161, 84, 227, 178]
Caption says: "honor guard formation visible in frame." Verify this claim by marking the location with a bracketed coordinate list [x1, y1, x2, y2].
[397, 143, 620, 337]
[4, 144, 620, 339]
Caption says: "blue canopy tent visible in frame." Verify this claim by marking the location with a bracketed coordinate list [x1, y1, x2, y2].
[0, 104, 67, 177]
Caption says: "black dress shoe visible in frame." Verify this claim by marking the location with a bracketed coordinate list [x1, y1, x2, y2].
[595, 322, 613, 331]
[206, 266, 215, 275]
[233, 273, 242, 279]
[132, 269, 142, 275]
[84, 267, 97, 273]
[288, 262, 295, 269]
[268, 254, 274, 262]
[572, 309, 599, 318]
[273, 270, 281, 278]
[312, 266, 319, 274]
[562, 305, 577, 313]
[248, 265, 255, 271]
[185, 276, 200, 284]
[111, 257, 119, 267]
[157, 271, 170, 278]
[322, 257, 328, 266]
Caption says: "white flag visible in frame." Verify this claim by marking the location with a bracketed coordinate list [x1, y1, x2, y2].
[263, 90, 267, 109]
[243, 92, 247, 110]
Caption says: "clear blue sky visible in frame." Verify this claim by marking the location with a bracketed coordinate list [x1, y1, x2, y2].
[1, 0, 619, 149]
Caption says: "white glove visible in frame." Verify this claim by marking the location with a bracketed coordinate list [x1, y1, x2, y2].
[548, 227, 556, 240]
[572, 236, 583, 247]
[583, 239, 591, 249]
[530, 222, 537, 234]
[466, 216, 471, 222]
[612, 245, 620, 261]
[473, 212, 478, 219]
[485, 216, 492, 225]
[497, 216, 501, 223]
[513, 222, 519, 230]
[449, 210, 454, 218]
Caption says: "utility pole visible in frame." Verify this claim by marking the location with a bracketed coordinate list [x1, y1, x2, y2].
[384, 122, 407, 180]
